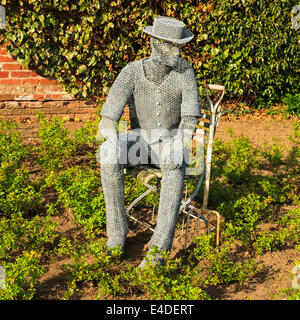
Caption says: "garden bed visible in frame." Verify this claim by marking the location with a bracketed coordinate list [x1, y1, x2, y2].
[0, 110, 299, 300]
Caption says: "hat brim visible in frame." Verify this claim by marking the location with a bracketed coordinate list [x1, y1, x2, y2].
[143, 26, 194, 44]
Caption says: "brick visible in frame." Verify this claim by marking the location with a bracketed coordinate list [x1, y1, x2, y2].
[0, 48, 7, 55]
[24, 115, 39, 123]
[0, 71, 9, 78]
[35, 85, 45, 93]
[0, 56, 15, 62]
[34, 107, 50, 114]
[122, 113, 130, 121]
[39, 79, 57, 85]
[15, 94, 34, 100]
[51, 113, 74, 120]
[30, 71, 41, 77]
[67, 107, 95, 114]
[12, 108, 33, 115]
[51, 93, 64, 100]
[21, 101, 42, 109]
[62, 94, 75, 100]
[5, 101, 20, 109]
[63, 101, 81, 108]
[33, 94, 50, 101]
[11, 71, 30, 77]
[49, 107, 67, 114]
[43, 101, 63, 107]
[51, 93, 74, 100]
[0, 109, 13, 115]
[53, 85, 63, 92]
[21, 78, 39, 85]
[4, 115, 34, 123]
[0, 94, 15, 100]
[2, 79, 20, 85]
[41, 85, 52, 92]
[74, 113, 95, 121]
[2, 63, 22, 70]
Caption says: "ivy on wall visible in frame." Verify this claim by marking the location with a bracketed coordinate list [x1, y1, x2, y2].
[0, 0, 298, 106]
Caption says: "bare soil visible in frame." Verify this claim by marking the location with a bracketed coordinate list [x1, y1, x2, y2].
[20, 110, 299, 300]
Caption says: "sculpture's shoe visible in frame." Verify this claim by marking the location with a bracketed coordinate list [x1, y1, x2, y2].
[138, 253, 165, 269]
[106, 244, 125, 258]
[106, 237, 126, 257]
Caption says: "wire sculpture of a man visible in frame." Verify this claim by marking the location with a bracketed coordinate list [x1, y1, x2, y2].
[97, 16, 201, 268]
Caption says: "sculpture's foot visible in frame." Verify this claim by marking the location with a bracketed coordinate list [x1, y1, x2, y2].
[138, 253, 165, 269]
[106, 245, 125, 258]
[106, 237, 126, 257]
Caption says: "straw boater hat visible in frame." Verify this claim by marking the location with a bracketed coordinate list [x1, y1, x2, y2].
[143, 16, 194, 44]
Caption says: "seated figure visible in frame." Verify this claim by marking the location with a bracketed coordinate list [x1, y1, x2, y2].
[97, 16, 201, 267]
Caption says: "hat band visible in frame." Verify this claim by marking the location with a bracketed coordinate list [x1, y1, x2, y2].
[153, 23, 185, 41]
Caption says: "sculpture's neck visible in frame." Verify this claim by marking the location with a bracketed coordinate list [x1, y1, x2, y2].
[143, 55, 171, 85]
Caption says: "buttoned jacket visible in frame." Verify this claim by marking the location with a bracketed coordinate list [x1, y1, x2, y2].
[101, 57, 201, 142]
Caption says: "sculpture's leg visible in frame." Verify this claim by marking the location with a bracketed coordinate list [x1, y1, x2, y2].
[99, 139, 129, 249]
[148, 166, 185, 251]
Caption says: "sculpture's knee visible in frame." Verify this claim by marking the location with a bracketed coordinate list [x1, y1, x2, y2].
[97, 140, 120, 165]
[160, 162, 185, 174]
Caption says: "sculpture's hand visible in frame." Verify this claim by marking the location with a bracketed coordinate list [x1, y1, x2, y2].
[160, 132, 184, 171]
[98, 117, 118, 141]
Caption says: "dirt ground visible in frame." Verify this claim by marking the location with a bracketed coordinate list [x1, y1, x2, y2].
[17, 111, 298, 300]
[36, 204, 300, 301]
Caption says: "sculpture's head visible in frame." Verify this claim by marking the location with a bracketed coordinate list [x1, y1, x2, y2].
[143, 16, 194, 67]
[150, 37, 182, 67]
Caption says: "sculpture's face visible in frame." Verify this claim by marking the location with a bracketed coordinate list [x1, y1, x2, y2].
[151, 37, 182, 67]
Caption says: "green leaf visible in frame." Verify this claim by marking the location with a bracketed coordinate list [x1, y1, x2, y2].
[39, 15, 45, 25]
[77, 64, 87, 75]
[232, 51, 242, 59]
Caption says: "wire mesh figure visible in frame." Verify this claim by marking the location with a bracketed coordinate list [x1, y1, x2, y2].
[97, 16, 201, 267]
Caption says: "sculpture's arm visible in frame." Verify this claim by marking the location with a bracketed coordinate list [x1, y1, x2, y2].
[100, 62, 135, 124]
[179, 116, 199, 143]
[179, 63, 201, 144]
[98, 62, 134, 145]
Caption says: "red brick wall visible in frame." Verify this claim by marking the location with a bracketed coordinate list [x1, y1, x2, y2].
[0, 44, 97, 123]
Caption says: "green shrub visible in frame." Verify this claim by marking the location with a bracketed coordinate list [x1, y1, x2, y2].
[36, 111, 75, 172]
[220, 193, 268, 245]
[224, 135, 260, 184]
[0, 211, 57, 260]
[44, 167, 105, 234]
[0, 167, 42, 216]
[61, 239, 130, 299]
[136, 248, 209, 300]
[0, 119, 42, 216]
[255, 206, 300, 255]
[1, 0, 298, 105]
[72, 120, 99, 148]
[192, 235, 257, 286]
[283, 94, 300, 117]
[262, 139, 284, 167]
[0, 118, 28, 169]
[0, 115, 299, 300]
[0, 251, 45, 300]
